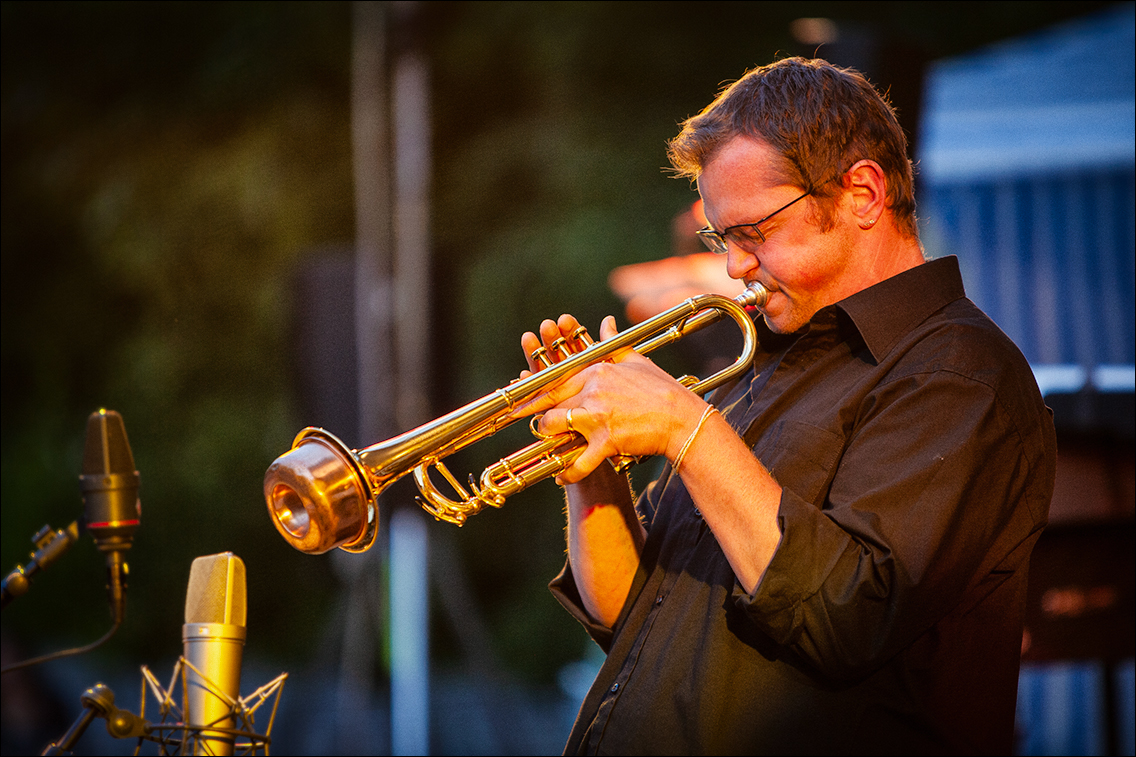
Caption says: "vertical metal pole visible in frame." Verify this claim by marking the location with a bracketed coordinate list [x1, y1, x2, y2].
[351, 4, 432, 753]
[342, 2, 390, 754]
[393, 41, 432, 435]
[353, 1, 394, 449]
[390, 10, 432, 753]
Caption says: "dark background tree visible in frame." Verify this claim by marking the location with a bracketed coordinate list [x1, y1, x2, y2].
[1, 2, 1119, 753]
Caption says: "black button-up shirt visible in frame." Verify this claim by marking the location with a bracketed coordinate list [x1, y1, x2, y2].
[551, 256, 1057, 755]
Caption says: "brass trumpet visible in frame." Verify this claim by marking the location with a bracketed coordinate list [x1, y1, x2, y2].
[264, 283, 769, 554]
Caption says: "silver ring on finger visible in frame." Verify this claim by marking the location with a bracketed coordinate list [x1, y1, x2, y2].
[566, 408, 576, 434]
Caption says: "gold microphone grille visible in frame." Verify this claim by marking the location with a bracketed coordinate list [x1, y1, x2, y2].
[184, 552, 247, 626]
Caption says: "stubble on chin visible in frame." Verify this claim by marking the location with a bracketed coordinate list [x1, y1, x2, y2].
[761, 296, 815, 335]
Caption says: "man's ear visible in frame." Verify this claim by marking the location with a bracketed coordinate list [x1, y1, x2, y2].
[844, 159, 886, 229]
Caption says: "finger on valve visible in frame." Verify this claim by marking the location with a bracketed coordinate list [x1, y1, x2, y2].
[546, 315, 594, 364]
[520, 330, 543, 375]
[529, 315, 591, 372]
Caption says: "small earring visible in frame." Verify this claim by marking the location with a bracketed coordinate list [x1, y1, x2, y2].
[860, 218, 877, 229]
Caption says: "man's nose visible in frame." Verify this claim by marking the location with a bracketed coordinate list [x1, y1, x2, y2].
[725, 244, 758, 280]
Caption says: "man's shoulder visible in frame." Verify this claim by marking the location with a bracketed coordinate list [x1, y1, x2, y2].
[885, 296, 1050, 427]
[901, 296, 1029, 378]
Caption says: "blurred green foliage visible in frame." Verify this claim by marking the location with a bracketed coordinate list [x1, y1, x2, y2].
[1, 0, 353, 670]
[2, 0, 1115, 697]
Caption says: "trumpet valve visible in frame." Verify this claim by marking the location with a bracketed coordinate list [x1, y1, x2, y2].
[549, 336, 573, 360]
[529, 346, 552, 369]
[570, 326, 594, 350]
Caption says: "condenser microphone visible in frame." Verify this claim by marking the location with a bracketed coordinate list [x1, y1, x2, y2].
[183, 552, 247, 756]
[79, 409, 140, 625]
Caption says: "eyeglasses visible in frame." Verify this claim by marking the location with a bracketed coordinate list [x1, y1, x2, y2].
[695, 189, 811, 255]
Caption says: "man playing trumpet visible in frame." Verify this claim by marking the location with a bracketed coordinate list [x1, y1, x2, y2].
[518, 57, 1056, 755]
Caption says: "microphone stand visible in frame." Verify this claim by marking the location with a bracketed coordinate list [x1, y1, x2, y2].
[0, 520, 121, 676]
[41, 663, 288, 756]
[1, 522, 81, 608]
[41, 683, 148, 756]
[1, 523, 126, 676]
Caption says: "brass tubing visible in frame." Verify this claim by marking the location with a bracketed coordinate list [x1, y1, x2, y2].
[265, 283, 768, 554]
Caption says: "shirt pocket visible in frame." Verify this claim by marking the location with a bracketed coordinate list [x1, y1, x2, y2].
[751, 419, 844, 505]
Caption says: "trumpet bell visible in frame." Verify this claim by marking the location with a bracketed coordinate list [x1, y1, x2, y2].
[264, 429, 378, 554]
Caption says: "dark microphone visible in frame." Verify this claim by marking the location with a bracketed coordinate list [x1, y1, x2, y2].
[183, 552, 246, 756]
[79, 409, 140, 625]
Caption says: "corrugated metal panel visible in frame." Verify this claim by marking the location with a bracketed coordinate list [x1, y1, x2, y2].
[922, 168, 1135, 376]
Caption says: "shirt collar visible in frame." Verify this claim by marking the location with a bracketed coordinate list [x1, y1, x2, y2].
[833, 255, 968, 363]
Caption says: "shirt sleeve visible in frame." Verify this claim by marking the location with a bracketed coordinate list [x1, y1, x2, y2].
[735, 365, 1051, 681]
[549, 559, 616, 651]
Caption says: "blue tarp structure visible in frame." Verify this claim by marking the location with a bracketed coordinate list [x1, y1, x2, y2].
[918, 3, 1135, 404]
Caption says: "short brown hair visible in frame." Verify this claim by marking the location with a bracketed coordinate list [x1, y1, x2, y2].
[667, 57, 917, 238]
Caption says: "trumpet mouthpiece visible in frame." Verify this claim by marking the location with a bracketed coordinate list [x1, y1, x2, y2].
[742, 282, 770, 309]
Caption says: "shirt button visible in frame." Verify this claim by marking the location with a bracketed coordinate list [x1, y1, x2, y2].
[655, 596, 664, 605]
[610, 683, 620, 693]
